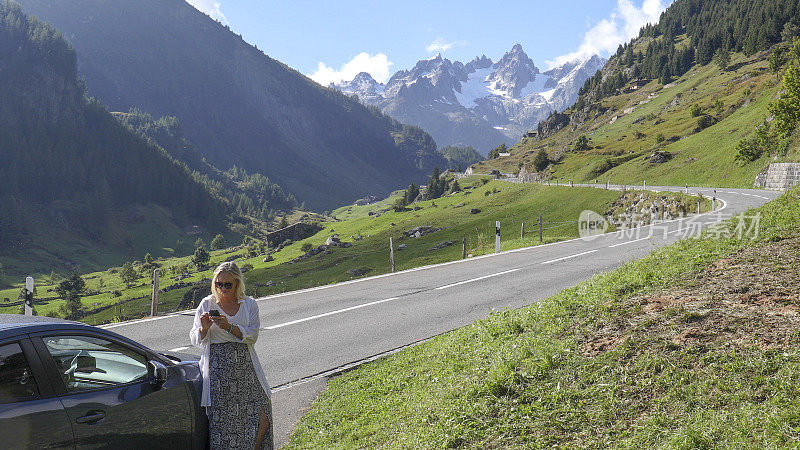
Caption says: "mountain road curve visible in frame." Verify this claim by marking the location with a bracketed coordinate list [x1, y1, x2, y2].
[102, 185, 782, 446]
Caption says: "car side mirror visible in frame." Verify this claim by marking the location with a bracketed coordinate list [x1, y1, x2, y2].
[149, 360, 168, 389]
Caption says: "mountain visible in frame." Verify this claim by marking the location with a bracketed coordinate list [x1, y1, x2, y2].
[332, 45, 605, 155]
[14, 0, 446, 211]
[0, 0, 229, 276]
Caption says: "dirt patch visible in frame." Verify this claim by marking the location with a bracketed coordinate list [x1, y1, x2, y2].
[583, 235, 800, 356]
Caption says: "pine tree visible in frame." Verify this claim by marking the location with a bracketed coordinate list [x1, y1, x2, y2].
[210, 234, 227, 250]
[191, 247, 211, 269]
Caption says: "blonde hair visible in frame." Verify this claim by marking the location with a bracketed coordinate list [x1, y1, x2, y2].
[211, 261, 246, 301]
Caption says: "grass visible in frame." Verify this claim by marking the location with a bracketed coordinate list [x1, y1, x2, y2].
[0, 178, 704, 325]
[284, 185, 800, 448]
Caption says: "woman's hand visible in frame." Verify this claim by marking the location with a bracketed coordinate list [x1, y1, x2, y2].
[199, 312, 213, 339]
[210, 314, 242, 339]
[210, 314, 230, 331]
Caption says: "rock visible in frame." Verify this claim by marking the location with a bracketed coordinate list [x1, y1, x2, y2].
[428, 241, 454, 251]
[390, 222, 396, 226]
[454, 203, 465, 208]
[262, 255, 274, 263]
[403, 226, 440, 238]
[352, 235, 363, 241]
[368, 212, 375, 216]
[470, 208, 481, 214]
[325, 235, 341, 246]
[649, 151, 672, 163]
[632, 116, 646, 124]
[413, 206, 421, 211]
[180, 285, 211, 309]
[265, 280, 276, 287]
[339, 242, 351, 248]
[397, 244, 407, 250]
[354, 195, 379, 206]
[348, 268, 370, 277]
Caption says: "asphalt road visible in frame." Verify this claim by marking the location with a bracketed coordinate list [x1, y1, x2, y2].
[103, 184, 782, 446]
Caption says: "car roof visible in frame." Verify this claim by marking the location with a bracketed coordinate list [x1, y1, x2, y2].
[0, 314, 99, 337]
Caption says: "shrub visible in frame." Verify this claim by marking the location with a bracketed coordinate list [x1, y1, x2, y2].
[119, 262, 138, 286]
[573, 135, 590, 151]
[689, 104, 703, 117]
[696, 114, 716, 130]
[300, 242, 314, 253]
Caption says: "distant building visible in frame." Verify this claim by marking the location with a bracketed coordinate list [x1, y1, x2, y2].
[625, 79, 650, 92]
[184, 225, 202, 235]
[498, 152, 510, 157]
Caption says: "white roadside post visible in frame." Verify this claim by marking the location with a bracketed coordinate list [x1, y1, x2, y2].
[389, 237, 395, 272]
[644, 180, 647, 190]
[495, 221, 501, 254]
[24, 277, 34, 316]
[151, 269, 160, 316]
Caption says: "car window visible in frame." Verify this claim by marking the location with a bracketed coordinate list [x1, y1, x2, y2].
[42, 336, 148, 393]
[0, 342, 39, 402]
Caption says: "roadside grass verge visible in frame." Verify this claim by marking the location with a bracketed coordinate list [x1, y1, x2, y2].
[285, 186, 800, 448]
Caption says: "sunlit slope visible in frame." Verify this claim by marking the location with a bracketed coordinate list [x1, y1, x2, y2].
[478, 51, 796, 188]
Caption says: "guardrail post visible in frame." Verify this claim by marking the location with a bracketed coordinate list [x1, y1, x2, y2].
[24, 277, 34, 316]
[389, 237, 395, 272]
[697, 201, 700, 215]
[495, 221, 501, 253]
[151, 269, 160, 316]
[685, 183, 689, 194]
[538, 214, 543, 243]
[462, 238, 466, 259]
[712, 197, 716, 211]
[643, 180, 646, 190]
[606, 180, 609, 190]
[520, 222, 525, 239]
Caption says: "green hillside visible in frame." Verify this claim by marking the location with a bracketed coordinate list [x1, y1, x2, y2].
[14, 0, 448, 211]
[476, 0, 800, 187]
[0, 1, 238, 285]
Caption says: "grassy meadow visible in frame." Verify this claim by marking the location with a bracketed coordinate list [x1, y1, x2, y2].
[2, 178, 701, 325]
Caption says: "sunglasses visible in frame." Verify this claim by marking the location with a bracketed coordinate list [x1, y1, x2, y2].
[215, 281, 235, 290]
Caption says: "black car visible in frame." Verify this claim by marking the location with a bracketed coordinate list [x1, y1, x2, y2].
[0, 314, 207, 449]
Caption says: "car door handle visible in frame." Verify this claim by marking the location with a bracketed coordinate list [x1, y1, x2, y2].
[76, 411, 106, 424]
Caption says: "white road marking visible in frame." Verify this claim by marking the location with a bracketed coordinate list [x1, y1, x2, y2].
[168, 346, 189, 352]
[434, 268, 521, 290]
[541, 249, 598, 265]
[263, 297, 400, 330]
[608, 236, 651, 248]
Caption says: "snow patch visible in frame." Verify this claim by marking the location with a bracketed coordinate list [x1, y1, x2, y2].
[454, 67, 493, 107]
[539, 88, 557, 101]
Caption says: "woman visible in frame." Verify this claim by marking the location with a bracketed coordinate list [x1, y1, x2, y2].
[190, 261, 273, 449]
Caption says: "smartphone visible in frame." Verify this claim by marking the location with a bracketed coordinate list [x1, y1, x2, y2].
[209, 310, 220, 317]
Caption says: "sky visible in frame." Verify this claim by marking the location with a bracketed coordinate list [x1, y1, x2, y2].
[185, 0, 673, 86]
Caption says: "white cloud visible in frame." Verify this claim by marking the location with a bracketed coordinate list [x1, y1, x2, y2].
[546, 0, 671, 68]
[185, 0, 227, 24]
[425, 37, 467, 54]
[309, 53, 394, 85]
